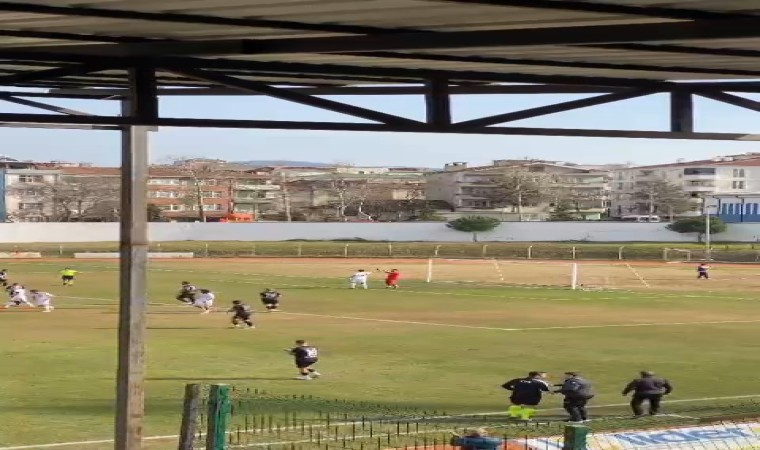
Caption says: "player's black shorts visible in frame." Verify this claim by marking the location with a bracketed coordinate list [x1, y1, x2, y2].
[510, 395, 542, 407]
[62, 276, 74, 281]
[295, 358, 318, 369]
[261, 299, 279, 305]
[176, 293, 195, 301]
[234, 313, 251, 320]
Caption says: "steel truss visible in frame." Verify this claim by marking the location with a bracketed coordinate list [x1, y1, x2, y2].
[2, 64, 760, 140]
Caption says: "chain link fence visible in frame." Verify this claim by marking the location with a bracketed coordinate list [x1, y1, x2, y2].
[4, 241, 760, 262]
[181, 385, 760, 450]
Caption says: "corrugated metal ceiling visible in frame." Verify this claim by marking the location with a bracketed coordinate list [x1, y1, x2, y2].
[0, 0, 758, 89]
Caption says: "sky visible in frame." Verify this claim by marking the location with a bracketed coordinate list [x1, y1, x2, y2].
[1, 90, 759, 168]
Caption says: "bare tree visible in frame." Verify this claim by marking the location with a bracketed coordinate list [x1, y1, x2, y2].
[634, 180, 693, 221]
[487, 172, 555, 216]
[170, 159, 235, 222]
[326, 175, 376, 220]
[47, 177, 120, 222]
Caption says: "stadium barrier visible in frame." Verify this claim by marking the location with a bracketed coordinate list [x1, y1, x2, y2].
[5, 241, 760, 262]
[0, 252, 41, 258]
[73, 252, 194, 258]
[179, 384, 760, 450]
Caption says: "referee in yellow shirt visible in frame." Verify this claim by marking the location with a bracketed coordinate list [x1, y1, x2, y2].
[60, 267, 79, 286]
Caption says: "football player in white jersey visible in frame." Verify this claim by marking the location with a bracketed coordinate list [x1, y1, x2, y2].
[193, 289, 215, 314]
[348, 269, 371, 289]
[31, 290, 55, 312]
[4, 283, 32, 308]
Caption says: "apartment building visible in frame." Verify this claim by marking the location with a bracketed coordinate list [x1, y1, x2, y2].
[0, 167, 61, 222]
[610, 154, 760, 218]
[48, 166, 282, 221]
[425, 160, 611, 221]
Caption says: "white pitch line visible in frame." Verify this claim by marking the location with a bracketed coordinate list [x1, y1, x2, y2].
[277, 312, 760, 332]
[625, 263, 651, 288]
[55, 296, 760, 332]
[3, 394, 759, 450]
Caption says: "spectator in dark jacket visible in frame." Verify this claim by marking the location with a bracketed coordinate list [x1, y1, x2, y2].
[501, 371, 552, 421]
[450, 428, 503, 450]
[556, 372, 594, 423]
[622, 371, 673, 417]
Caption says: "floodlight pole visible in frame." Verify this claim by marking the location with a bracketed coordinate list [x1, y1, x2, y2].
[115, 66, 156, 450]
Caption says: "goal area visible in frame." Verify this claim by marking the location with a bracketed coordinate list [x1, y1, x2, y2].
[424, 258, 651, 290]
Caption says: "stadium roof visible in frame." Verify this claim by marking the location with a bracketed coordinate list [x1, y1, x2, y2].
[1, 0, 760, 89]
[0, 1, 760, 139]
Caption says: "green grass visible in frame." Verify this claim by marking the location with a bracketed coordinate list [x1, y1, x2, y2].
[1, 259, 759, 449]
[6, 240, 760, 261]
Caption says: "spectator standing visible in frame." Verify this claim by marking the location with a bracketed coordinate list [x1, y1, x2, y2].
[501, 371, 552, 421]
[557, 372, 594, 423]
[622, 371, 673, 417]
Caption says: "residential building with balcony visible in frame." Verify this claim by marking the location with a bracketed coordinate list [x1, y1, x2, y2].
[610, 154, 760, 218]
[0, 167, 61, 222]
[425, 160, 611, 221]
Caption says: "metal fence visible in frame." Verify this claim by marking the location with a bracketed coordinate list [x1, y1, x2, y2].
[180, 385, 760, 450]
[5, 241, 760, 262]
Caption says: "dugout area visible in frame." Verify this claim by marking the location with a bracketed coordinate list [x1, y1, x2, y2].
[1, 1, 760, 448]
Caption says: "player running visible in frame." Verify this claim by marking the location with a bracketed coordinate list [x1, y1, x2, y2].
[349, 269, 370, 289]
[4, 283, 32, 308]
[260, 288, 281, 312]
[501, 371, 552, 421]
[285, 339, 321, 380]
[0, 269, 9, 287]
[697, 263, 710, 279]
[30, 290, 55, 312]
[379, 268, 401, 289]
[228, 300, 254, 329]
[193, 289, 215, 314]
[60, 267, 78, 286]
[176, 281, 197, 304]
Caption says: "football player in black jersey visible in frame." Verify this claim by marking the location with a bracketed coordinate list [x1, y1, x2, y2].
[227, 300, 254, 329]
[284, 339, 321, 380]
[260, 288, 281, 312]
[176, 281, 197, 304]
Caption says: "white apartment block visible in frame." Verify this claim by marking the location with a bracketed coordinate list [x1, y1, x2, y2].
[0, 168, 60, 222]
[610, 154, 760, 218]
[425, 160, 611, 221]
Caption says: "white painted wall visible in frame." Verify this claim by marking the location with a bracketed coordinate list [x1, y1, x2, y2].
[3, 222, 760, 243]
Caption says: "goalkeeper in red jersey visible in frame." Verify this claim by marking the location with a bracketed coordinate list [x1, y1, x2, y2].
[379, 268, 401, 289]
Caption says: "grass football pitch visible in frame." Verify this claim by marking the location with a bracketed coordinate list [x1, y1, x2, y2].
[1, 258, 760, 449]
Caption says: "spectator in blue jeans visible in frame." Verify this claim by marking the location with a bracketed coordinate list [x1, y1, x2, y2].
[450, 428, 503, 450]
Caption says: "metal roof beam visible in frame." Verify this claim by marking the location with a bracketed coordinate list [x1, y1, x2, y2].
[7, 18, 760, 57]
[0, 111, 755, 140]
[0, 94, 93, 116]
[590, 43, 760, 59]
[0, 51, 679, 88]
[165, 67, 422, 126]
[697, 92, 760, 113]
[432, 0, 755, 21]
[453, 89, 656, 128]
[239, 18, 760, 54]
[349, 51, 760, 78]
[0, 63, 114, 85]
[48, 85, 626, 97]
[0, 2, 403, 36]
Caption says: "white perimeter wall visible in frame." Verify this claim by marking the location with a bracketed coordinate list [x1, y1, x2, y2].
[3, 222, 760, 243]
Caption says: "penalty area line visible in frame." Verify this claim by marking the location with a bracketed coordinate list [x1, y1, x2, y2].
[278, 311, 760, 332]
[3, 394, 760, 450]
